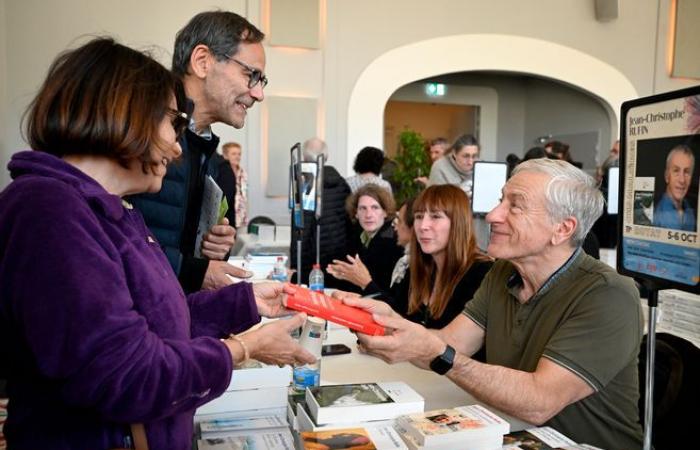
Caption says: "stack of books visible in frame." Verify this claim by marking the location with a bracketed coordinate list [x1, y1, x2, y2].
[302, 382, 424, 429]
[395, 405, 509, 450]
[657, 289, 700, 348]
[195, 359, 292, 446]
[289, 382, 424, 449]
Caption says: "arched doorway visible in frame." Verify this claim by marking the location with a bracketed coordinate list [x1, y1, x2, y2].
[346, 34, 638, 172]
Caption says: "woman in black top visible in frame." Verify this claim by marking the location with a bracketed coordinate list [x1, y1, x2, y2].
[327, 184, 404, 293]
[334, 185, 492, 331]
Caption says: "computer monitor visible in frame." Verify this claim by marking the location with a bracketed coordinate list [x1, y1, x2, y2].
[618, 86, 700, 293]
[471, 161, 508, 215]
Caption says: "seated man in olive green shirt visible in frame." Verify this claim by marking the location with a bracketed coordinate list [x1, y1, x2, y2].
[348, 158, 644, 449]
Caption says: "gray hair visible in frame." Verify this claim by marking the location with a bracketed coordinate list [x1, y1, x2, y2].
[302, 137, 328, 162]
[511, 158, 603, 247]
[665, 144, 695, 175]
[172, 11, 264, 77]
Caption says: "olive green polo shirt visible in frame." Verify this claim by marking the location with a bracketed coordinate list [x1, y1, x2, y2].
[463, 249, 644, 449]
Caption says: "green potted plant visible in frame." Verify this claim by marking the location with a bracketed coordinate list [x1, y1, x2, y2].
[391, 129, 430, 205]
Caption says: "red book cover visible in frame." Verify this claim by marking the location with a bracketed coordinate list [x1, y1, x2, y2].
[285, 287, 385, 336]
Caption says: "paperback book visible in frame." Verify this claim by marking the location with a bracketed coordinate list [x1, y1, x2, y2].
[196, 385, 288, 416]
[197, 429, 294, 450]
[305, 382, 424, 425]
[397, 405, 509, 447]
[199, 414, 288, 439]
[299, 425, 408, 450]
[395, 423, 502, 450]
[285, 285, 385, 335]
[502, 426, 604, 450]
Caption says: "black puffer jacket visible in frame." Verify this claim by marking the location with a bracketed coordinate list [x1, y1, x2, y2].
[290, 166, 352, 287]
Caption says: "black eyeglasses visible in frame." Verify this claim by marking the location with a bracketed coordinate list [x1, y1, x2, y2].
[167, 109, 189, 138]
[225, 55, 269, 89]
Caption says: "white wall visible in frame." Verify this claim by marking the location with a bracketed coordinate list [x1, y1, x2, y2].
[328, 0, 697, 174]
[1, 0, 698, 213]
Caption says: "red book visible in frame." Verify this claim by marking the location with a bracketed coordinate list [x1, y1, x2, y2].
[285, 287, 386, 336]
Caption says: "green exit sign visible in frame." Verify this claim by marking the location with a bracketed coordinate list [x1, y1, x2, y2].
[425, 83, 446, 96]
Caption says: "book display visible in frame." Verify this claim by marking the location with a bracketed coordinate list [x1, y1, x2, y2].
[305, 382, 424, 425]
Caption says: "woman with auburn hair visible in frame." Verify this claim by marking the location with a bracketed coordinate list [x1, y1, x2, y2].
[0, 38, 313, 450]
[333, 185, 491, 331]
[406, 184, 492, 329]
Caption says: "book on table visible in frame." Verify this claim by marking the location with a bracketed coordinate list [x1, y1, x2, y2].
[195, 385, 288, 416]
[396, 404, 509, 447]
[394, 423, 503, 450]
[299, 425, 408, 450]
[502, 426, 603, 450]
[305, 382, 424, 425]
[285, 285, 386, 335]
[197, 428, 294, 450]
[296, 398, 394, 433]
[199, 414, 288, 439]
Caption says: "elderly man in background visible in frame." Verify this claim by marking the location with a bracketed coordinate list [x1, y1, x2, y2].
[350, 158, 644, 449]
[290, 138, 352, 286]
[131, 11, 266, 292]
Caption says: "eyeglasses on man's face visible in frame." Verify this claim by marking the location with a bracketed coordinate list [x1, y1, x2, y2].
[224, 54, 269, 89]
[167, 109, 189, 138]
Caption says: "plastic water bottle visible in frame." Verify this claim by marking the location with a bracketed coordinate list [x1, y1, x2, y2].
[293, 316, 326, 391]
[271, 256, 287, 282]
[309, 264, 324, 293]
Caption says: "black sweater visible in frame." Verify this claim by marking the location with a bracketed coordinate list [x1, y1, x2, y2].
[364, 259, 493, 329]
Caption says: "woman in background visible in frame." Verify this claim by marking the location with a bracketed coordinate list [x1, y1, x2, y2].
[328, 184, 403, 293]
[345, 146, 392, 193]
[0, 38, 313, 450]
[428, 134, 480, 197]
[222, 141, 249, 229]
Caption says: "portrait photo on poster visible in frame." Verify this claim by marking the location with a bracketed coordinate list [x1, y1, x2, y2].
[634, 136, 698, 232]
[619, 87, 700, 292]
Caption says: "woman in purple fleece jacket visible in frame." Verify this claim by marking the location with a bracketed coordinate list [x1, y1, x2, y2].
[0, 38, 314, 450]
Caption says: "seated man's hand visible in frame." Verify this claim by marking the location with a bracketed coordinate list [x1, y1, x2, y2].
[202, 260, 252, 290]
[327, 254, 372, 289]
[201, 218, 236, 260]
[252, 282, 295, 318]
[244, 313, 316, 366]
[340, 295, 396, 318]
[355, 313, 445, 369]
[330, 289, 361, 301]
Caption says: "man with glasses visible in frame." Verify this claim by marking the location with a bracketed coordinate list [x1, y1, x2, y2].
[131, 11, 268, 292]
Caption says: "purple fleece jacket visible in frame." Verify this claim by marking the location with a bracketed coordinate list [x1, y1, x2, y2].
[0, 151, 260, 449]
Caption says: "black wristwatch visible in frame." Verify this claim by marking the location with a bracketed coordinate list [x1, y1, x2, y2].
[429, 344, 455, 375]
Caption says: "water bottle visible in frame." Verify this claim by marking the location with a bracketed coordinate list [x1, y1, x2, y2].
[293, 316, 326, 391]
[271, 256, 287, 281]
[308, 264, 324, 293]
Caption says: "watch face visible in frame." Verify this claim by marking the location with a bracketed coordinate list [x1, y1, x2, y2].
[430, 345, 455, 375]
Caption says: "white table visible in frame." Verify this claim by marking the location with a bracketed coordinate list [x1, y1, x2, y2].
[320, 326, 532, 432]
